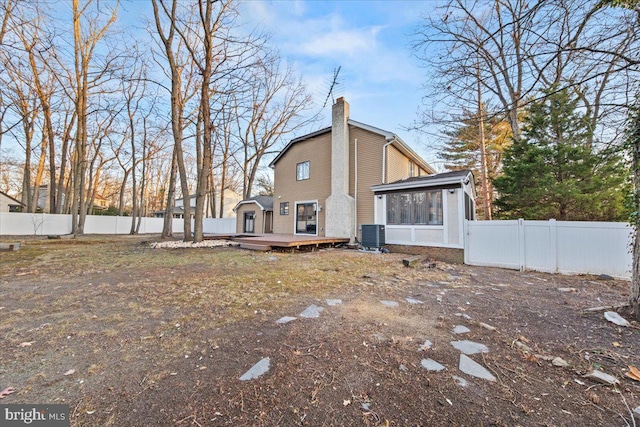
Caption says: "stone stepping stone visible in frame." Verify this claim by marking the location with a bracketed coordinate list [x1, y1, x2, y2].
[276, 316, 296, 324]
[453, 325, 471, 334]
[421, 358, 446, 372]
[405, 297, 423, 304]
[239, 357, 270, 381]
[380, 300, 399, 307]
[299, 304, 324, 318]
[451, 340, 489, 355]
[326, 299, 342, 306]
[419, 340, 433, 351]
[458, 354, 496, 381]
[452, 375, 468, 387]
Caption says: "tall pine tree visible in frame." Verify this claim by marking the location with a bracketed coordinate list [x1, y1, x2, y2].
[494, 88, 629, 221]
[439, 108, 511, 219]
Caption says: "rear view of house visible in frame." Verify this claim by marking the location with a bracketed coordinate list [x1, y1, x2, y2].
[235, 97, 476, 256]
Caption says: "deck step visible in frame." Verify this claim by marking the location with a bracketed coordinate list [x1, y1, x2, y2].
[240, 243, 272, 251]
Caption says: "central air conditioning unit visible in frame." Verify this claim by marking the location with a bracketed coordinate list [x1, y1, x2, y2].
[361, 224, 385, 250]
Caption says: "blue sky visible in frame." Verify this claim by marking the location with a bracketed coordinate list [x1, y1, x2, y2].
[237, 0, 442, 168]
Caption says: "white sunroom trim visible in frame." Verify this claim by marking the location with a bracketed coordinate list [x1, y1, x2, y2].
[371, 174, 471, 193]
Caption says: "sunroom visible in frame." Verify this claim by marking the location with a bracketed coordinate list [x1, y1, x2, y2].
[371, 170, 476, 249]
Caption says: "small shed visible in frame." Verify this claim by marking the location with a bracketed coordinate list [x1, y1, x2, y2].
[234, 195, 274, 234]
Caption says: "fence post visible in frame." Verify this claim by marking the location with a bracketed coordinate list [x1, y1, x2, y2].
[463, 219, 469, 265]
[549, 219, 558, 273]
[518, 218, 525, 271]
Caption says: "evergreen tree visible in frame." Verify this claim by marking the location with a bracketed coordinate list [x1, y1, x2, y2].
[623, 95, 640, 319]
[494, 88, 630, 221]
[439, 108, 511, 219]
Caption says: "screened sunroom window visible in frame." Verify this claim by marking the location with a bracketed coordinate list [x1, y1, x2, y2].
[387, 190, 443, 225]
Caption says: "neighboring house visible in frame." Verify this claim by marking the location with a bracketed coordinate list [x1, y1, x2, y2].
[154, 189, 242, 219]
[91, 193, 109, 211]
[0, 191, 25, 213]
[234, 97, 476, 253]
[31, 185, 106, 213]
[233, 195, 274, 234]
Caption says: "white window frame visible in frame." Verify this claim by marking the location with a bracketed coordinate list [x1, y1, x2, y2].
[296, 161, 310, 181]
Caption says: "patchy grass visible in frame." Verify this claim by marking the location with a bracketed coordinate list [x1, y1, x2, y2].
[0, 235, 422, 405]
[3, 235, 635, 426]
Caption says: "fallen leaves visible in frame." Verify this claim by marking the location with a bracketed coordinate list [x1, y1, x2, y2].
[0, 387, 15, 399]
[626, 365, 640, 382]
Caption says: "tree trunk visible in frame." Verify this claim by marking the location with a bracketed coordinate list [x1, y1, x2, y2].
[56, 111, 75, 214]
[632, 101, 640, 320]
[162, 146, 178, 238]
[136, 117, 148, 234]
[118, 169, 131, 216]
[477, 64, 492, 220]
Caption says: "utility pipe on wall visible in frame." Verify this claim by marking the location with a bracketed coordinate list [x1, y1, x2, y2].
[354, 138, 358, 239]
[382, 140, 393, 184]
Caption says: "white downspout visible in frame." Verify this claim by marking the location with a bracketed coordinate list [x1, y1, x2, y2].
[382, 139, 393, 184]
[354, 138, 358, 239]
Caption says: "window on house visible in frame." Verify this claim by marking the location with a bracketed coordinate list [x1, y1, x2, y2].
[296, 161, 310, 181]
[280, 202, 289, 215]
[409, 160, 416, 177]
[386, 190, 443, 225]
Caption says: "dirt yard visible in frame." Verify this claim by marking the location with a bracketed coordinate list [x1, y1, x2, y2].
[1, 235, 639, 426]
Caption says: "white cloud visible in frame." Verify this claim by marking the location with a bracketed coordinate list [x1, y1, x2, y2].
[299, 25, 382, 58]
[237, 1, 437, 157]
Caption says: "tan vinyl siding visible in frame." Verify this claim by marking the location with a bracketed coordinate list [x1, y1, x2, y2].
[349, 126, 385, 240]
[235, 203, 264, 234]
[386, 145, 412, 183]
[273, 133, 331, 236]
[272, 123, 432, 238]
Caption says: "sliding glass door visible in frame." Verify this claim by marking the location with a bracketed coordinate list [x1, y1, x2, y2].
[295, 202, 317, 235]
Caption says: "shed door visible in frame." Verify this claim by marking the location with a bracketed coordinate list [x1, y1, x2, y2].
[244, 211, 255, 233]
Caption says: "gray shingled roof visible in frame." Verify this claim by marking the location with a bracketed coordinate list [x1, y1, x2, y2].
[249, 195, 273, 210]
[236, 195, 274, 211]
[387, 169, 472, 186]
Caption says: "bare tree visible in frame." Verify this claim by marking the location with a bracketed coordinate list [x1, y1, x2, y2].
[69, 0, 118, 235]
[151, 0, 195, 239]
[171, 0, 265, 242]
[413, 0, 639, 144]
[234, 53, 316, 199]
[1, 45, 40, 211]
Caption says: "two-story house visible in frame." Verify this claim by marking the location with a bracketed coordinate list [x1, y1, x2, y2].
[235, 97, 475, 258]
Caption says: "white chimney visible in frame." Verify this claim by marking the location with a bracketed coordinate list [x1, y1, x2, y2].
[325, 97, 355, 241]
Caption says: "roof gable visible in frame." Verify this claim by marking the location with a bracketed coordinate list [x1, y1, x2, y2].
[0, 191, 25, 206]
[269, 120, 434, 174]
[233, 195, 274, 212]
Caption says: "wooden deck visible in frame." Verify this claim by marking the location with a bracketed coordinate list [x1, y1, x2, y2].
[231, 234, 350, 252]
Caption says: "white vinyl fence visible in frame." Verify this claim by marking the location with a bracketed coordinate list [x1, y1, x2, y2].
[0, 212, 235, 236]
[464, 219, 632, 279]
